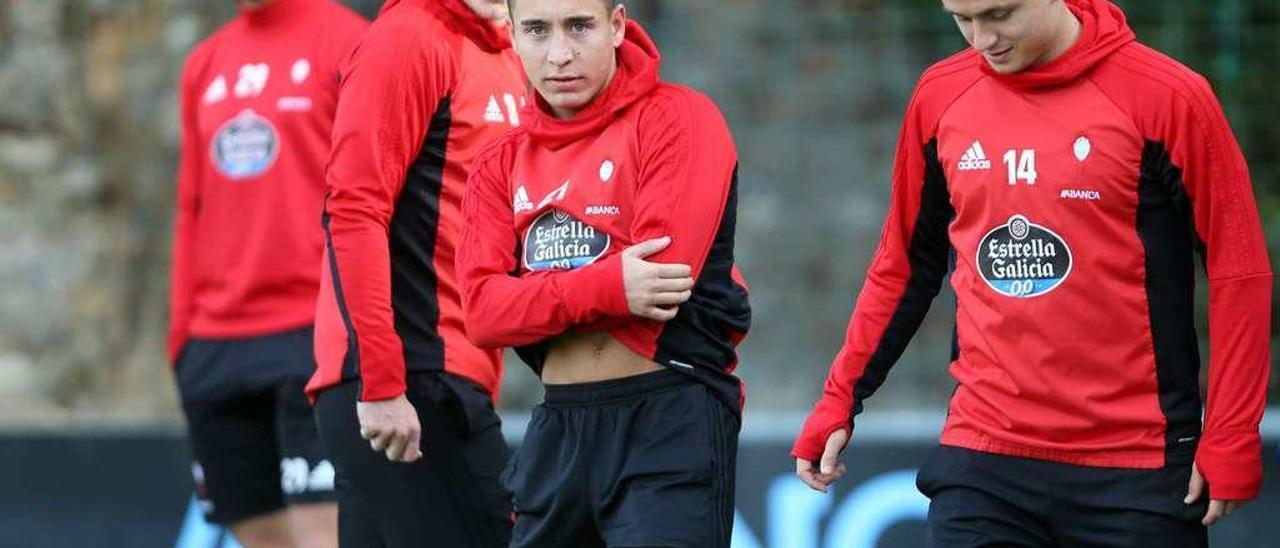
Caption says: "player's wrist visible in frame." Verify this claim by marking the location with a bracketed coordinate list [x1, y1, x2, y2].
[1195, 429, 1263, 501]
[357, 392, 406, 404]
[793, 411, 851, 462]
[358, 377, 407, 402]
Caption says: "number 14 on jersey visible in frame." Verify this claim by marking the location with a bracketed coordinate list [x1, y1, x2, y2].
[1003, 149, 1038, 185]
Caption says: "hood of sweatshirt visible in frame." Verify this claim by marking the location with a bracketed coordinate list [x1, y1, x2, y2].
[984, 0, 1135, 90]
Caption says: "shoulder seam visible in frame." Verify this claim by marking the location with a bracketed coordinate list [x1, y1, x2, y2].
[1104, 48, 1218, 136]
[930, 73, 988, 138]
[914, 52, 986, 129]
[1082, 74, 1143, 140]
[908, 56, 986, 140]
[1112, 46, 1204, 91]
[473, 129, 527, 169]
[920, 49, 982, 83]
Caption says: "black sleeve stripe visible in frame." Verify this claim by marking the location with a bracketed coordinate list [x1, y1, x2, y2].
[850, 139, 955, 420]
[321, 194, 363, 382]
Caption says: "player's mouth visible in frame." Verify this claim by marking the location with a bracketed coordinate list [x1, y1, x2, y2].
[545, 75, 584, 91]
[984, 46, 1015, 63]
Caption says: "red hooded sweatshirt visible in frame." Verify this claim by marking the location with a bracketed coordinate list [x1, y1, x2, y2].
[305, 0, 527, 401]
[794, 0, 1271, 500]
[170, 0, 367, 362]
[456, 21, 752, 414]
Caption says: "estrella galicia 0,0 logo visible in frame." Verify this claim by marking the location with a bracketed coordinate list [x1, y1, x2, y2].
[976, 214, 1072, 298]
[211, 109, 279, 180]
[523, 209, 610, 271]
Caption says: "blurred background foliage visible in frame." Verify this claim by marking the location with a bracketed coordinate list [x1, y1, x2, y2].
[0, 0, 1273, 426]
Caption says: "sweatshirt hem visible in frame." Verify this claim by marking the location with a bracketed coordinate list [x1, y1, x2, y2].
[189, 315, 315, 340]
[940, 429, 1166, 469]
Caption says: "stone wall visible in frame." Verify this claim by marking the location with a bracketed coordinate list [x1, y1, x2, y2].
[0, 0, 1274, 425]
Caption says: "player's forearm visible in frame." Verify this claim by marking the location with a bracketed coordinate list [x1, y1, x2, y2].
[462, 254, 629, 348]
[1196, 272, 1272, 500]
[324, 210, 410, 400]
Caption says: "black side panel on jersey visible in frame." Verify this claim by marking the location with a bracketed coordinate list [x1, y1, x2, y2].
[388, 97, 451, 372]
[514, 341, 550, 378]
[322, 195, 364, 381]
[849, 139, 954, 422]
[1137, 140, 1204, 466]
[654, 166, 752, 415]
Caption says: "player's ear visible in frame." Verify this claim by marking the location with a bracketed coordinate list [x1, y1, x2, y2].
[610, 4, 626, 48]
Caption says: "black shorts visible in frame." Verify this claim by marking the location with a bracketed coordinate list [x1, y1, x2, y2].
[917, 445, 1208, 547]
[175, 326, 334, 526]
[313, 371, 511, 548]
[506, 368, 739, 548]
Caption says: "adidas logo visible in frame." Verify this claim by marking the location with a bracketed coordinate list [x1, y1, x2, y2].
[513, 185, 533, 213]
[958, 141, 992, 171]
[484, 96, 505, 123]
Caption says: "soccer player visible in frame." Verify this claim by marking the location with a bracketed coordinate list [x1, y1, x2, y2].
[792, 0, 1272, 545]
[456, 1, 751, 546]
[170, 1, 365, 546]
[304, 0, 526, 546]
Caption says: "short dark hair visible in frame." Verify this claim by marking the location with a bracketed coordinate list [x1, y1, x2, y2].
[507, 0, 618, 15]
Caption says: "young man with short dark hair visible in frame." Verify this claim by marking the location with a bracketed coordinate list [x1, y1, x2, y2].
[793, 1, 1272, 545]
[457, 1, 751, 546]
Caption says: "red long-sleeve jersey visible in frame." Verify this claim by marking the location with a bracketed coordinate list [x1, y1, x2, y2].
[456, 21, 752, 415]
[169, 0, 366, 362]
[794, 0, 1271, 501]
[305, 0, 527, 402]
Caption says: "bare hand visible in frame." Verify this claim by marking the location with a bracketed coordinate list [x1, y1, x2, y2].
[795, 428, 850, 493]
[1185, 463, 1245, 526]
[356, 394, 422, 463]
[621, 237, 694, 321]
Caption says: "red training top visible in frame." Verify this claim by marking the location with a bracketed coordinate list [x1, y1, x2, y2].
[457, 21, 752, 414]
[794, 0, 1271, 501]
[306, 0, 527, 402]
[169, 0, 367, 362]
